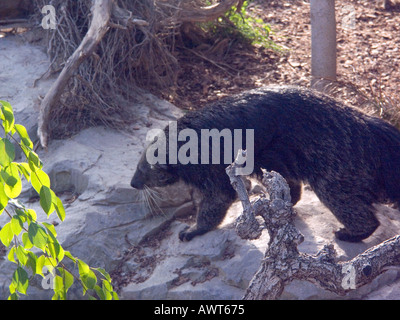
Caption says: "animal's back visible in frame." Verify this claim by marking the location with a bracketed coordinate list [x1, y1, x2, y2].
[177, 86, 384, 191]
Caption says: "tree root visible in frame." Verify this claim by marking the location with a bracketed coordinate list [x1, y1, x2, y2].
[37, 0, 114, 148]
[36, 0, 241, 148]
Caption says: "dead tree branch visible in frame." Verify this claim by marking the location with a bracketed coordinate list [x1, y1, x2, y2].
[226, 150, 262, 240]
[226, 150, 400, 300]
[37, 0, 114, 148]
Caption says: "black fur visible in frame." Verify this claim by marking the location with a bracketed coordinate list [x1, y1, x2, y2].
[131, 86, 400, 242]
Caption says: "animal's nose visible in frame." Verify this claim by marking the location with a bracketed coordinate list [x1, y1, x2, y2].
[130, 178, 143, 189]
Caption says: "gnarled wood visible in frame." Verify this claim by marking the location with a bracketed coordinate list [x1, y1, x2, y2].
[226, 150, 400, 300]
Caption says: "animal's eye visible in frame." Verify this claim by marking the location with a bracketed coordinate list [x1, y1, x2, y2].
[158, 172, 170, 182]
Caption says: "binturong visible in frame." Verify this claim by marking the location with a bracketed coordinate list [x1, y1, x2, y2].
[131, 86, 400, 243]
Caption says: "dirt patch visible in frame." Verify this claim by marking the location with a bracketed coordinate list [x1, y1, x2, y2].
[166, 0, 400, 123]
[110, 220, 173, 293]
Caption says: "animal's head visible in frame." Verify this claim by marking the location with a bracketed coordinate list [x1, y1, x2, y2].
[130, 149, 179, 190]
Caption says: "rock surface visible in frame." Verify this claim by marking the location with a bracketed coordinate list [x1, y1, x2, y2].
[1, 35, 400, 300]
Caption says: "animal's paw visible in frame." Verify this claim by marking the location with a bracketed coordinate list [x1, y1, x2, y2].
[179, 226, 195, 242]
[334, 228, 370, 243]
[179, 225, 209, 241]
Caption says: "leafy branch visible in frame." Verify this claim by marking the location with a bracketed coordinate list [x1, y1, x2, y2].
[207, 0, 281, 50]
[0, 100, 118, 300]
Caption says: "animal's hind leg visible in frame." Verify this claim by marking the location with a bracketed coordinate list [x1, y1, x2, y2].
[315, 189, 380, 242]
[287, 179, 302, 205]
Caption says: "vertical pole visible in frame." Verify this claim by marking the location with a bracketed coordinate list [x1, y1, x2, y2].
[310, 0, 337, 90]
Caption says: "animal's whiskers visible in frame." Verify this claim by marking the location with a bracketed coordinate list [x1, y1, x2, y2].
[138, 185, 166, 217]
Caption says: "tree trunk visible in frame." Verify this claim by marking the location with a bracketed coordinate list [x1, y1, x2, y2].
[310, 0, 337, 89]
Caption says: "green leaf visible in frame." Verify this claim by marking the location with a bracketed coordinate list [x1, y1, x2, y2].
[42, 222, 57, 237]
[94, 285, 106, 300]
[59, 267, 74, 291]
[51, 289, 63, 300]
[14, 124, 33, 149]
[36, 256, 56, 278]
[28, 151, 42, 172]
[39, 186, 55, 216]
[78, 259, 90, 275]
[7, 246, 16, 263]
[0, 222, 13, 246]
[43, 224, 64, 261]
[14, 208, 27, 222]
[26, 209, 37, 222]
[82, 269, 97, 290]
[64, 250, 76, 263]
[9, 281, 16, 294]
[17, 162, 31, 181]
[54, 196, 66, 221]
[52, 269, 74, 299]
[0, 138, 15, 167]
[101, 280, 114, 300]
[47, 240, 64, 262]
[0, 183, 9, 213]
[36, 255, 46, 276]
[16, 246, 28, 265]
[8, 293, 19, 300]
[45, 256, 57, 269]
[22, 232, 33, 249]
[31, 169, 50, 194]
[53, 276, 64, 294]
[11, 215, 23, 236]
[93, 267, 112, 282]
[0, 100, 15, 134]
[26, 252, 38, 275]
[2, 163, 22, 198]
[28, 222, 48, 251]
[78, 259, 97, 291]
[111, 291, 119, 300]
[12, 267, 28, 295]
